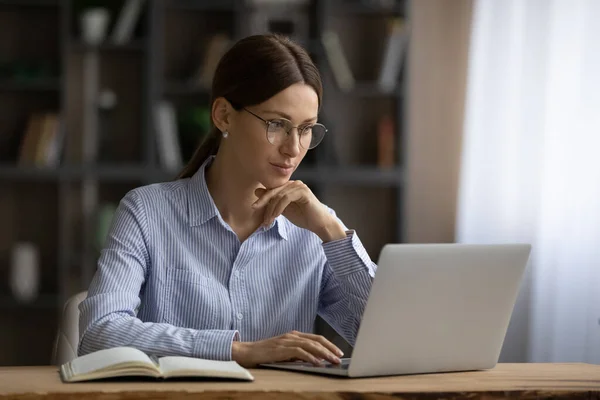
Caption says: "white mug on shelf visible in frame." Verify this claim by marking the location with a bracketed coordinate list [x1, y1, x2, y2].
[10, 242, 40, 303]
[80, 8, 111, 46]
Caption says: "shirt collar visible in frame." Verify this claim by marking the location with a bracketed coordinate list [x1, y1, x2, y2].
[272, 216, 289, 241]
[187, 156, 289, 241]
[187, 156, 219, 227]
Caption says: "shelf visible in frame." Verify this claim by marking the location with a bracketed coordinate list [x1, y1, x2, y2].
[149, 166, 403, 186]
[71, 164, 150, 181]
[0, 0, 59, 7]
[0, 164, 150, 182]
[0, 165, 61, 180]
[167, 0, 237, 12]
[164, 81, 210, 96]
[347, 82, 402, 97]
[164, 81, 396, 98]
[334, 1, 405, 16]
[0, 164, 404, 186]
[292, 166, 404, 186]
[70, 40, 146, 53]
[0, 294, 59, 310]
[0, 78, 61, 92]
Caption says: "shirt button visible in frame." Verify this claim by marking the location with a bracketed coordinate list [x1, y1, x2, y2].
[237, 313, 243, 320]
[234, 271, 240, 277]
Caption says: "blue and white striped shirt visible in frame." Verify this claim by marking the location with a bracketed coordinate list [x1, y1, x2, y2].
[78, 156, 377, 361]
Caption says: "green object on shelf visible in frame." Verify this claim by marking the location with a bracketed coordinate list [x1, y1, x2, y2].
[2, 60, 57, 82]
[11, 61, 36, 81]
[178, 106, 211, 163]
[180, 106, 211, 133]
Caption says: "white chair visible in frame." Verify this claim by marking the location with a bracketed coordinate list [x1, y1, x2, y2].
[51, 291, 87, 366]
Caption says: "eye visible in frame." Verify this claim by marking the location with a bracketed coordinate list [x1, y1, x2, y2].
[299, 125, 313, 135]
[269, 119, 287, 129]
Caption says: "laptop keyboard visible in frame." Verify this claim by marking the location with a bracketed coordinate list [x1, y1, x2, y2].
[325, 363, 349, 369]
[270, 358, 351, 370]
[323, 359, 351, 369]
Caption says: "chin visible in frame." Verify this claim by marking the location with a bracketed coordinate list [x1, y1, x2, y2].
[261, 175, 291, 189]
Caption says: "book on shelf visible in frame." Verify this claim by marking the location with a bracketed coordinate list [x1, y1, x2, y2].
[247, 0, 310, 5]
[18, 112, 64, 167]
[190, 34, 232, 89]
[154, 100, 183, 171]
[378, 17, 408, 93]
[111, 0, 146, 45]
[247, 5, 310, 49]
[321, 30, 355, 92]
[60, 346, 254, 383]
[377, 114, 395, 168]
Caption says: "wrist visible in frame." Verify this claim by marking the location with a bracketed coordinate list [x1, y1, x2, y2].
[231, 341, 249, 364]
[317, 218, 347, 242]
[231, 341, 243, 359]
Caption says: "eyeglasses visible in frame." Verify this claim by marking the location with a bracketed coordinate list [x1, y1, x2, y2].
[243, 108, 327, 150]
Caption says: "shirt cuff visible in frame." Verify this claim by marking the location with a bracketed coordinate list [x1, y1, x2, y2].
[193, 330, 239, 361]
[322, 230, 374, 277]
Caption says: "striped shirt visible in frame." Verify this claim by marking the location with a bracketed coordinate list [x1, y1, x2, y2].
[78, 156, 377, 361]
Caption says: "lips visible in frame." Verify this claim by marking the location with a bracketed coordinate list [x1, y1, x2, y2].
[271, 163, 295, 169]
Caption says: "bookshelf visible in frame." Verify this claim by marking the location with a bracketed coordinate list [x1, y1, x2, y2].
[0, 0, 409, 365]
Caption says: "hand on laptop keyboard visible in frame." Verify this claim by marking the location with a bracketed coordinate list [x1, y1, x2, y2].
[231, 330, 344, 367]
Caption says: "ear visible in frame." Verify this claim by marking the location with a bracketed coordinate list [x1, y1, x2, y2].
[212, 97, 234, 134]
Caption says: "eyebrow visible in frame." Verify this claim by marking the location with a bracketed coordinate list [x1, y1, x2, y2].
[262, 110, 318, 123]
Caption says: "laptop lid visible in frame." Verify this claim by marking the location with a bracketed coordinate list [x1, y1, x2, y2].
[347, 243, 531, 378]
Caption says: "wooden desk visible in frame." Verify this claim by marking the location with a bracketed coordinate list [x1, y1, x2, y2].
[0, 363, 599, 399]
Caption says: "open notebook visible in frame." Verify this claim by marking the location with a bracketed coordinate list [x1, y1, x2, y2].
[60, 347, 254, 382]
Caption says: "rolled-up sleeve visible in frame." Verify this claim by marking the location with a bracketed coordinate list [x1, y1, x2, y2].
[78, 189, 238, 360]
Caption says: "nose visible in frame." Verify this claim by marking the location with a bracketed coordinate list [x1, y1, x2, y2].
[280, 128, 301, 158]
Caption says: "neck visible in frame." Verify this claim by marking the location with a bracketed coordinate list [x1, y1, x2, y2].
[205, 153, 263, 231]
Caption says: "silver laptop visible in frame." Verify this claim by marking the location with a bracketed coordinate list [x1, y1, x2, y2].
[261, 243, 531, 378]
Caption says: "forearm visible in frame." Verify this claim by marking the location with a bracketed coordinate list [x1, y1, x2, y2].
[78, 312, 238, 360]
[319, 231, 377, 345]
[319, 271, 373, 345]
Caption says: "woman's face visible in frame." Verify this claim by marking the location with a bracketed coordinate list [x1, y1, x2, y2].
[229, 83, 319, 189]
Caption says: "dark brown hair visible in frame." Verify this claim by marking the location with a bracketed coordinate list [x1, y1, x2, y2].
[177, 34, 323, 179]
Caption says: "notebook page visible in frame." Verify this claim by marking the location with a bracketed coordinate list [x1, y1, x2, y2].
[70, 347, 154, 376]
[159, 357, 251, 378]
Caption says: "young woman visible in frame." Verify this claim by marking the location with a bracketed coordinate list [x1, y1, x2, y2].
[78, 34, 377, 368]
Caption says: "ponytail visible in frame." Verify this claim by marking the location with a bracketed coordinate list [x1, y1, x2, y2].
[176, 127, 222, 179]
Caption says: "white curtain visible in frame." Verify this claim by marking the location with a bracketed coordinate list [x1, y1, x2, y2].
[456, 0, 600, 363]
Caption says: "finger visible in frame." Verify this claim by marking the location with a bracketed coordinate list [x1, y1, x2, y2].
[267, 195, 293, 225]
[282, 338, 340, 364]
[282, 347, 321, 366]
[272, 343, 320, 365]
[262, 185, 303, 225]
[262, 194, 280, 226]
[292, 331, 344, 357]
[253, 180, 306, 208]
[264, 187, 304, 226]
[252, 184, 290, 208]
[253, 187, 281, 209]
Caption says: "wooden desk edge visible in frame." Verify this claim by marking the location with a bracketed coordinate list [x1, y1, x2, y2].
[2, 364, 600, 399]
[2, 389, 600, 400]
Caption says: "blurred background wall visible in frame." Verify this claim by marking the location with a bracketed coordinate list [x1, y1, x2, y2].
[404, 0, 472, 244]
